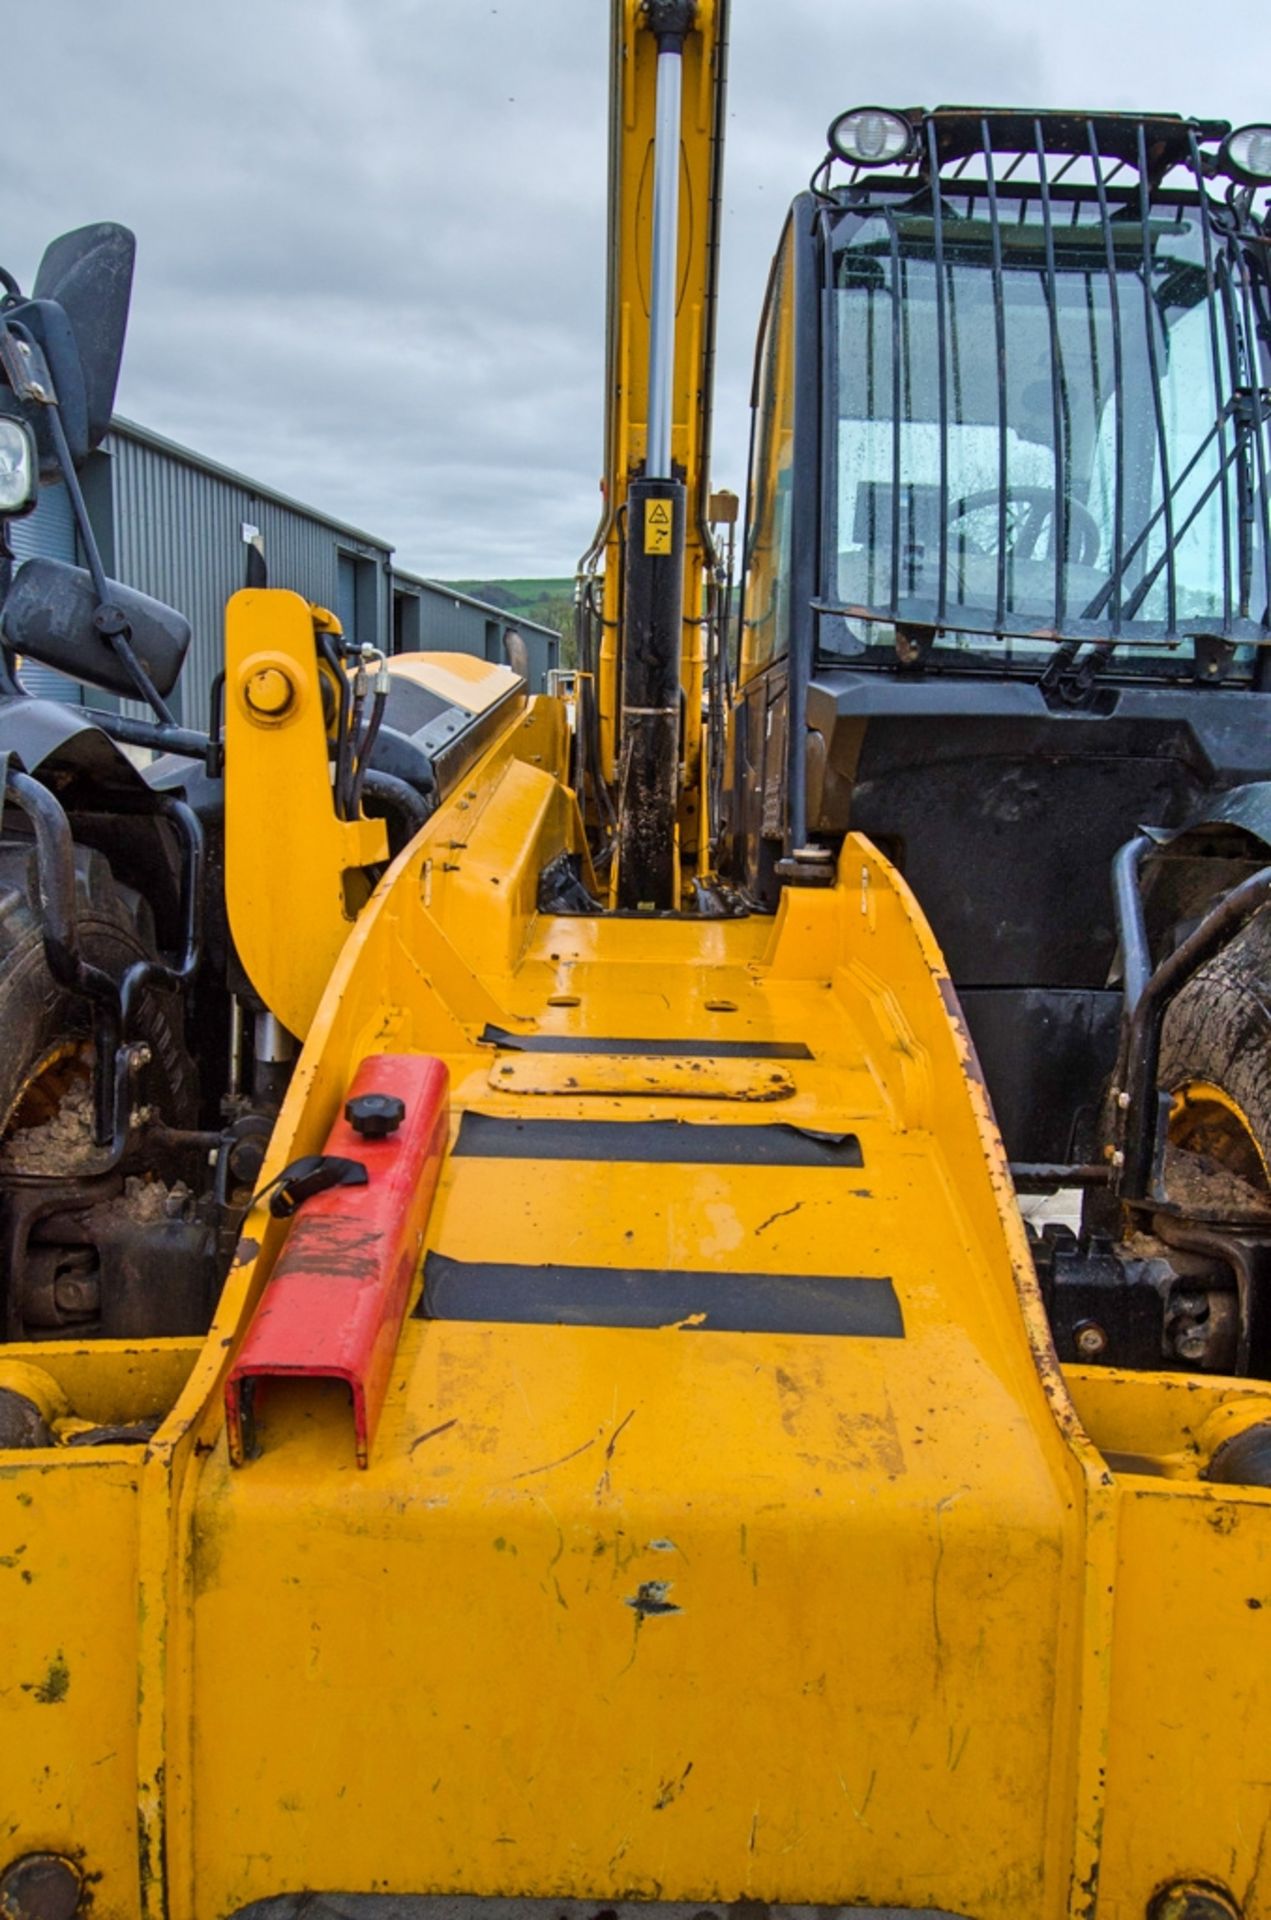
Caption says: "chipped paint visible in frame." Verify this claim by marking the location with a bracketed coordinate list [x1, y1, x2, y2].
[23, 1652, 69, 1705]
[624, 1580, 681, 1619]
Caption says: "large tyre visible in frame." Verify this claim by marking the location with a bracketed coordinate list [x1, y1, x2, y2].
[1158, 909, 1271, 1196]
[0, 836, 197, 1169]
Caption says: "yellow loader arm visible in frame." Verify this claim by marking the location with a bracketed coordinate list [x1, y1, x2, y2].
[223, 587, 526, 1040]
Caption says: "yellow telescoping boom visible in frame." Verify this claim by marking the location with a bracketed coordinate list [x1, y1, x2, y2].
[0, 8, 1270, 1920]
[582, 0, 728, 903]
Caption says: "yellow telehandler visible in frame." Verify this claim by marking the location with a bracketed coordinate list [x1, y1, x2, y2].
[0, 7, 1270, 1920]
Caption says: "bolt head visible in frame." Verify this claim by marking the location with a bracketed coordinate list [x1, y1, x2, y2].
[0, 1853, 83, 1920]
[1074, 1320, 1108, 1358]
[1148, 1880, 1242, 1920]
[53, 1273, 100, 1317]
[92, 604, 128, 637]
[227, 1135, 266, 1185]
[244, 666, 295, 718]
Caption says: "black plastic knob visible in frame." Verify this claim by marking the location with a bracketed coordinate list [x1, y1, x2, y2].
[344, 1092, 406, 1139]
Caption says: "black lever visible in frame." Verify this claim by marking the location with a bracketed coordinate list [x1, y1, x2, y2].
[259, 1155, 369, 1219]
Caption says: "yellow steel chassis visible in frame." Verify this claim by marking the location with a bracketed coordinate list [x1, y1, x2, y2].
[0, 599, 1269, 1920]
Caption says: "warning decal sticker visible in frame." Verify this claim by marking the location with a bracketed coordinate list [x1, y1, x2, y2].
[644, 497, 672, 555]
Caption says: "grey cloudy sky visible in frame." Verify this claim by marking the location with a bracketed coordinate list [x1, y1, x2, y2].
[8, 0, 1271, 577]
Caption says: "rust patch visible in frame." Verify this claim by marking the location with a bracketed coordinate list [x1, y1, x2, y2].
[625, 1579, 680, 1618]
[936, 974, 988, 1091]
[23, 1652, 69, 1704]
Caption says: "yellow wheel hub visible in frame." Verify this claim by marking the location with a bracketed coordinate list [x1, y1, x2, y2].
[1168, 1078, 1270, 1188]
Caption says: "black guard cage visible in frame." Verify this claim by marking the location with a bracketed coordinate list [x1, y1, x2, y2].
[817, 110, 1271, 676]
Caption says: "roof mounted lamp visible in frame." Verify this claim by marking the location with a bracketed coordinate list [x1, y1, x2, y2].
[828, 107, 916, 167]
[1222, 124, 1271, 184]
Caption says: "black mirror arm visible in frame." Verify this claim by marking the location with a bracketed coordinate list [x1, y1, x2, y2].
[47, 401, 177, 724]
[87, 595, 178, 727]
[5, 318, 177, 727]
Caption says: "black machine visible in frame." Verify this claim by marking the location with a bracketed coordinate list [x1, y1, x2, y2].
[726, 108, 1271, 1375]
[0, 227, 451, 1348]
[5, 110, 1271, 1385]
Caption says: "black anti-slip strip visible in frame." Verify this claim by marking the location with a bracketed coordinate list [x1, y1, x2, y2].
[453, 1113, 864, 1167]
[478, 1023, 812, 1061]
[415, 1254, 902, 1338]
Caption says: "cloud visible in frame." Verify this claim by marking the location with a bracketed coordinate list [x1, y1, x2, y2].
[5, 0, 1270, 575]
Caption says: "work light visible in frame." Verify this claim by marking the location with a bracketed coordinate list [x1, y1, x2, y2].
[1223, 124, 1271, 183]
[828, 107, 915, 167]
[0, 417, 35, 514]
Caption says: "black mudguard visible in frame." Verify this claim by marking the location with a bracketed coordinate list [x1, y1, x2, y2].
[1146, 780, 1271, 850]
[0, 692, 158, 796]
[0, 694, 197, 954]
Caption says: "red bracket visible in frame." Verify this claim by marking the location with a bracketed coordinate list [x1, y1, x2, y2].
[225, 1054, 449, 1468]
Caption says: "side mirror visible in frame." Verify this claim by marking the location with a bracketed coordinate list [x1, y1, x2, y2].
[3, 225, 136, 473]
[2, 555, 190, 699]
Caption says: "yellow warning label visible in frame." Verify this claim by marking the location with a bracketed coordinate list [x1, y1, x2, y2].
[644, 497, 673, 555]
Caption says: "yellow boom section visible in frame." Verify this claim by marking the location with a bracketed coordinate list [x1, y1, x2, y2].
[224, 589, 524, 1040]
[2, 665, 1270, 1917]
[595, 0, 727, 857]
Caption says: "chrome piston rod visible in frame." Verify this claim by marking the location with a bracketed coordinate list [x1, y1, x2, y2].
[645, 22, 688, 478]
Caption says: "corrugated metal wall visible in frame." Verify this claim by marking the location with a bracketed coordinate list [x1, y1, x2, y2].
[391, 574, 560, 691]
[108, 429, 250, 727]
[516, 627, 559, 692]
[251, 493, 386, 639]
[6, 420, 559, 726]
[104, 422, 391, 730]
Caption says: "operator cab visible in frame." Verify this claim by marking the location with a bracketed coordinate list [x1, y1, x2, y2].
[728, 107, 1271, 1168]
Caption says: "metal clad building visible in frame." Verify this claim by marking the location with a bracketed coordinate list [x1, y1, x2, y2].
[391, 570, 559, 691]
[97, 421, 392, 729]
[3, 417, 558, 729]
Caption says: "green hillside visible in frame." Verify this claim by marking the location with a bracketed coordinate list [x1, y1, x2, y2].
[445, 579, 575, 664]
